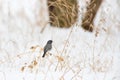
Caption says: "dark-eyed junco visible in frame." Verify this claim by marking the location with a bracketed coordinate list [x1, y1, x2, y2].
[42, 40, 53, 57]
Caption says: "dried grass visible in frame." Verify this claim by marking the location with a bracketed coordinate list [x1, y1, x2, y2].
[48, 0, 78, 28]
[81, 0, 102, 32]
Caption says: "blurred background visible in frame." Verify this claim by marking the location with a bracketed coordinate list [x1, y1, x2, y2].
[0, 0, 120, 80]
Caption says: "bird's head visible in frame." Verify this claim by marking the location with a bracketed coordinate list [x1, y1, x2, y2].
[47, 40, 53, 44]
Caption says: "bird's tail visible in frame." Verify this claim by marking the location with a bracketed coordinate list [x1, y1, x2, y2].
[42, 52, 46, 58]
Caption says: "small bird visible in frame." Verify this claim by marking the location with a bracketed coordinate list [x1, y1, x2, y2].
[42, 40, 53, 57]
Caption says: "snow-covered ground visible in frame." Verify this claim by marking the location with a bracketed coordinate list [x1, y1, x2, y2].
[0, 0, 120, 80]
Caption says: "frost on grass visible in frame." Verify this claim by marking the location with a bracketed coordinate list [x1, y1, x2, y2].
[0, 0, 120, 80]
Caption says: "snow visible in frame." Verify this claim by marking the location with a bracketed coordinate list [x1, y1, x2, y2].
[0, 0, 120, 80]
